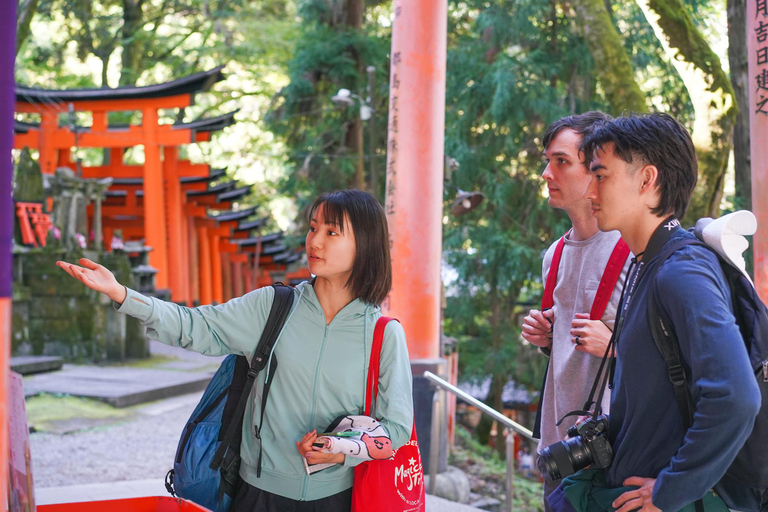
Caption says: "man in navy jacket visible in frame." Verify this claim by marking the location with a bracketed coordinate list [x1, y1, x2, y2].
[578, 113, 760, 511]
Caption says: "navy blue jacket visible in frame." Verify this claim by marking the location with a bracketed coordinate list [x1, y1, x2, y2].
[606, 229, 760, 511]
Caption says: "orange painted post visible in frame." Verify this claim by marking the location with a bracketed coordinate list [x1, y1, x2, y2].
[211, 233, 224, 304]
[221, 252, 232, 302]
[188, 215, 200, 304]
[163, 146, 187, 303]
[57, 147, 71, 168]
[232, 258, 244, 298]
[748, 0, 768, 303]
[141, 107, 170, 290]
[198, 225, 212, 305]
[39, 111, 57, 174]
[180, 202, 192, 305]
[382, 0, 447, 361]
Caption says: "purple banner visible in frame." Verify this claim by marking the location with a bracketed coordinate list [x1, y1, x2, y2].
[0, 1, 16, 298]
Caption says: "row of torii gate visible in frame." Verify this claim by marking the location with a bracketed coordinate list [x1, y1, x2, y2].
[13, 66, 307, 306]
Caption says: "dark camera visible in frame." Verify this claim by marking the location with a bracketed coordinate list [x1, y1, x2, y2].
[536, 414, 613, 481]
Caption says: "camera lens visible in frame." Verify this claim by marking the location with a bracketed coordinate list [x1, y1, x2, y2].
[537, 436, 593, 481]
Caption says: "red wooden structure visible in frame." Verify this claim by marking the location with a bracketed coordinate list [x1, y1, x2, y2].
[13, 69, 306, 305]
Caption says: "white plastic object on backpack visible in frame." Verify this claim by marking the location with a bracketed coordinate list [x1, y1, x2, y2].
[694, 210, 757, 284]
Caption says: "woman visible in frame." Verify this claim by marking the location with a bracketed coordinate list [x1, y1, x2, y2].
[57, 189, 414, 512]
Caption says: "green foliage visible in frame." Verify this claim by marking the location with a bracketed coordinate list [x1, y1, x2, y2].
[451, 424, 544, 511]
[442, 0, 597, 401]
[266, 0, 392, 212]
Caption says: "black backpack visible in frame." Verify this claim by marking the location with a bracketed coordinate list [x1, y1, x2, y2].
[647, 237, 768, 511]
[165, 284, 294, 511]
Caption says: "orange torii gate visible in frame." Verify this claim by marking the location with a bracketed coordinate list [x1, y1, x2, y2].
[103, 173, 253, 305]
[13, 68, 226, 299]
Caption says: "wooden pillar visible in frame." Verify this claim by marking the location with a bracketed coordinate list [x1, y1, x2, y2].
[222, 252, 232, 302]
[163, 146, 187, 303]
[188, 215, 200, 304]
[211, 232, 223, 304]
[748, 0, 768, 302]
[232, 258, 244, 298]
[242, 260, 253, 295]
[57, 147, 71, 168]
[198, 224, 212, 305]
[382, 0, 447, 360]
[39, 111, 57, 174]
[142, 107, 170, 290]
[180, 204, 192, 305]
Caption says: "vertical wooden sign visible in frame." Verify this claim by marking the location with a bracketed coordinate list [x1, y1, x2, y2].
[7, 372, 35, 512]
[748, 0, 768, 302]
[383, 0, 448, 360]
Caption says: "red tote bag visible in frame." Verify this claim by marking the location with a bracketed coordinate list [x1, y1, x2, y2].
[351, 317, 426, 512]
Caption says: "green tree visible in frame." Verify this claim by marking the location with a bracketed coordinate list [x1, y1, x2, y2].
[265, 0, 393, 214]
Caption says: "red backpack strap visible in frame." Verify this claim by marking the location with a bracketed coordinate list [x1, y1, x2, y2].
[589, 238, 630, 320]
[541, 233, 568, 310]
[365, 317, 397, 416]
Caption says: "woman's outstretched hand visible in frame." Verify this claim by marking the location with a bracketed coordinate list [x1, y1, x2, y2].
[56, 258, 127, 304]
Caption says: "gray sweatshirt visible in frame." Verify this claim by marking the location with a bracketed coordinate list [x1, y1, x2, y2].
[537, 229, 630, 453]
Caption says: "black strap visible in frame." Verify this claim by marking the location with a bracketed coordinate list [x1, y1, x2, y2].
[256, 355, 278, 477]
[646, 238, 699, 430]
[210, 284, 294, 472]
[164, 469, 176, 497]
[646, 237, 706, 512]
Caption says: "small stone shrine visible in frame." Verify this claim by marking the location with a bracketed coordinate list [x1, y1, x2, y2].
[11, 152, 148, 361]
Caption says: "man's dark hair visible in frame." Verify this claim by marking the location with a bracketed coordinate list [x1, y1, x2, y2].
[308, 190, 392, 305]
[541, 111, 613, 151]
[580, 113, 697, 220]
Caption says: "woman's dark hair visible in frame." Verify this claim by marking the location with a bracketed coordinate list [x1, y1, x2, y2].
[308, 190, 392, 306]
[580, 113, 697, 220]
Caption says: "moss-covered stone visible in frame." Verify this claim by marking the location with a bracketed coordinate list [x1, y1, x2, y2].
[13, 246, 148, 362]
[14, 147, 44, 203]
[125, 315, 149, 359]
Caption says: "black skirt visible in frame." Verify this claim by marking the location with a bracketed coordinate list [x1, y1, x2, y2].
[231, 480, 352, 512]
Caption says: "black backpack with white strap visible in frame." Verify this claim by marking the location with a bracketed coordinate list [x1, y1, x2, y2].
[647, 235, 768, 511]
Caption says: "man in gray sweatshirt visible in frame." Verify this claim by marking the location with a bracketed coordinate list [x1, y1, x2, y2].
[521, 112, 630, 509]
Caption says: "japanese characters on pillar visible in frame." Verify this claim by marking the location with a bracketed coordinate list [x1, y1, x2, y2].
[384, 10, 402, 220]
[748, 0, 768, 302]
[383, 0, 447, 360]
[383, 4, 402, 311]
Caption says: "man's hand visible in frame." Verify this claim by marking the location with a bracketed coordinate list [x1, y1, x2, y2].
[612, 477, 660, 512]
[569, 313, 612, 357]
[296, 430, 344, 466]
[522, 309, 554, 348]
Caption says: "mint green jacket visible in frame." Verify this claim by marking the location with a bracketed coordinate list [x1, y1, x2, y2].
[117, 281, 414, 500]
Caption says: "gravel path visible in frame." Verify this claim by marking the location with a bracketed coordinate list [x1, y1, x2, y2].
[30, 391, 201, 488]
[29, 340, 213, 488]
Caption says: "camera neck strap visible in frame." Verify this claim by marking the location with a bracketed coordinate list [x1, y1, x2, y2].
[581, 217, 685, 421]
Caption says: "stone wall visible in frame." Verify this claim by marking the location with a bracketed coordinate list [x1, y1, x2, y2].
[11, 248, 148, 362]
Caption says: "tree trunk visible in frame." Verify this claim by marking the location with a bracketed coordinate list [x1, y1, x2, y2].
[120, 0, 145, 85]
[16, 0, 40, 55]
[571, 0, 647, 114]
[647, 0, 736, 222]
[728, 0, 751, 211]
